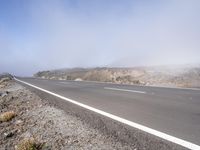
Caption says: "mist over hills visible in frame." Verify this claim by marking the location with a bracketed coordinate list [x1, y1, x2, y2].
[34, 64, 200, 88]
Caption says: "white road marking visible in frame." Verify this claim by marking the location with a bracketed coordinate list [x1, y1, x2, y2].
[15, 78, 200, 150]
[104, 87, 146, 94]
[59, 82, 70, 84]
[35, 77, 200, 91]
[72, 79, 200, 91]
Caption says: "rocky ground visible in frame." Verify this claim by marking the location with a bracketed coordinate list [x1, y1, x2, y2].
[34, 65, 200, 88]
[0, 75, 137, 150]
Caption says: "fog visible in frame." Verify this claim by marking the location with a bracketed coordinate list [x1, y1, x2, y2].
[0, 0, 200, 76]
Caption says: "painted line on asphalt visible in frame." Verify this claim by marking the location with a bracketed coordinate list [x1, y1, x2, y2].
[73, 79, 200, 91]
[104, 87, 146, 94]
[35, 77, 200, 91]
[59, 82, 70, 84]
[15, 78, 200, 150]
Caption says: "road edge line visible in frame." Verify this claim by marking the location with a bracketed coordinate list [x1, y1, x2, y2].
[104, 87, 146, 94]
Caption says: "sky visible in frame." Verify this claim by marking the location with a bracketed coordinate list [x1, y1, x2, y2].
[0, 0, 200, 76]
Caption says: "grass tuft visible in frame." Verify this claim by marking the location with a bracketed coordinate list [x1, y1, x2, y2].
[0, 111, 16, 122]
[16, 138, 45, 150]
[16, 138, 37, 150]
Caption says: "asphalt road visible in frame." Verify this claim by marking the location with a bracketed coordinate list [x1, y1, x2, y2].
[16, 77, 200, 147]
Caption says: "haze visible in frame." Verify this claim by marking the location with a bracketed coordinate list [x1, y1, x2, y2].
[0, 0, 200, 76]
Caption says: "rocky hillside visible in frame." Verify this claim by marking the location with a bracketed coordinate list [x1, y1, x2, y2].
[34, 65, 200, 88]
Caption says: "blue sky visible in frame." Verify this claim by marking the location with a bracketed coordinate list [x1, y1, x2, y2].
[0, 0, 200, 76]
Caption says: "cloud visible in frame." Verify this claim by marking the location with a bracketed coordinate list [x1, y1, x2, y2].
[0, 0, 200, 75]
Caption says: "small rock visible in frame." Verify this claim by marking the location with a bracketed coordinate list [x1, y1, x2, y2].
[17, 129, 21, 133]
[22, 131, 32, 138]
[42, 145, 51, 150]
[4, 130, 17, 138]
[1, 92, 8, 98]
[19, 111, 24, 115]
[15, 120, 23, 125]
[73, 140, 79, 143]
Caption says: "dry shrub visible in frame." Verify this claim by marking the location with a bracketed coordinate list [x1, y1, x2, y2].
[0, 111, 16, 122]
[16, 138, 44, 150]
[0, 77, 11, 84]
[16, 138, 37, 150]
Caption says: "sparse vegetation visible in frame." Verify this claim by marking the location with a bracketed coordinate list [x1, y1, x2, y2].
[0, 111, 16, 122]
[0, 77, 11, 84]
[16, 138, 44, 150]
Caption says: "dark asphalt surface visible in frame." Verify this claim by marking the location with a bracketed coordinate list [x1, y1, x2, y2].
[17, 77, 200, 146]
